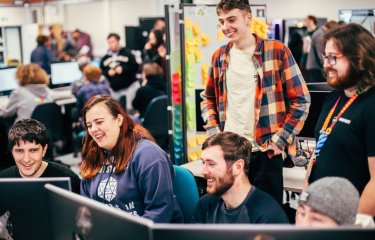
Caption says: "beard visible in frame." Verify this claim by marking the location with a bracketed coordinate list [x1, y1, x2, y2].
[205, 172, 235, 196]
[324, 65, 358, 90]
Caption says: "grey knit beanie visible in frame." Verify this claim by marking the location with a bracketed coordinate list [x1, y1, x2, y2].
[299, 177, 359, 225]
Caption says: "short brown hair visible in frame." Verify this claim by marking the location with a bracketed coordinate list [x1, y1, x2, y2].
[83, 65, 102, 83]
[202, 132, 252, 176]
[16, 64, 49, 86]
[107, 33, 120, 41]
[142, 62, 163, 77]
[306, 15, 317, 26]
[36, 35, 49, 45]
[217, 0, 251, 15]
[323, 20, 339, 32]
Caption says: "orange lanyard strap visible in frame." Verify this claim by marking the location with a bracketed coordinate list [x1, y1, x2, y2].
[320, 93, 358, 135]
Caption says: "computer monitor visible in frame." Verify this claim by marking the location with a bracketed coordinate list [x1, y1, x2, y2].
[298, 83, 333, 139]
[0, 177, 71, 240]
[45, 184, 153, 240]
[50, 62, 82, 88]
[0, 67, 18, 96]
[151, 224, 375, 240]
[90, 59, 101, 67]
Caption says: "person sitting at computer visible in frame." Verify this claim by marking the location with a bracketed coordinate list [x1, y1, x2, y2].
[0, 119, 81, 194]
[132, 62, 166, 118]
[193, 132, 289, 224]
[80, 94, 183, 223]
[76, 65, 112, 112]
[0, 64, 55, 123]
[296, 177, 374, 228]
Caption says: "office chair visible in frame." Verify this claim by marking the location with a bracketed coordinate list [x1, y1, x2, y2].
[141, 95, 169, 150]
[173, 165, 199, 223]
[31, 102, 65, 161]
[70, 107, 85, 157]
[119, 95, 127, 112]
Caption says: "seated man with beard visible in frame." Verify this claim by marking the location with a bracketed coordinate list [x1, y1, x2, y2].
[193, 132, 289, 224]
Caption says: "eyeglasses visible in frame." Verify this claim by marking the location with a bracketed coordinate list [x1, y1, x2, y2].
[321, 54, 344, 65]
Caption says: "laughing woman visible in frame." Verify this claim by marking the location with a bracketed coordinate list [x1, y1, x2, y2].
[80, 94, 183, 223]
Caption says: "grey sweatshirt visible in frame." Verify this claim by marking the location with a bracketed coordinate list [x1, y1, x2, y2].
[0, 84, 53, 122]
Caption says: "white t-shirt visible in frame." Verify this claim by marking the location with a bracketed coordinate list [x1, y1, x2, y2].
[224, 44, 258, 150]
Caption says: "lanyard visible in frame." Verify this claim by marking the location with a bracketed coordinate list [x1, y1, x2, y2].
[314, 92, 359, 157]
[304, 92, 359, 186]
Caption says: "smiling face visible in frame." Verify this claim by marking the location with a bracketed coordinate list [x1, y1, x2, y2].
[85, 102, 124, 150]
[200, 145, 235, 196]
[218, 8, 251, 45]
[324, 39, 357, 90]
[296, 203, 338, 227]
[12, 140, 48, 178]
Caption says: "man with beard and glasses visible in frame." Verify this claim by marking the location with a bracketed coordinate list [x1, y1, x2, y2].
[307, 23, 375, 217]
[192, 132, 289, 224]
[200, 0, 310, 205]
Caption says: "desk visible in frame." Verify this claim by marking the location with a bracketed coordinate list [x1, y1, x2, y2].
[0, 89, 76, 109]
[181, 160, 306, 193]
[51, 89, 77, 106]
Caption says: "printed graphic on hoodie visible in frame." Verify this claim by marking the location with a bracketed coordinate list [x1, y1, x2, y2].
[97, 176, 117, 202]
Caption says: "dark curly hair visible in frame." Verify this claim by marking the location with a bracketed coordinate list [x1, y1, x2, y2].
[8, 119, 48, 149]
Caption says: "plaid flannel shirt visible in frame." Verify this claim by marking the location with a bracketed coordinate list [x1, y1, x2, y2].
[200, 35, 311, 157]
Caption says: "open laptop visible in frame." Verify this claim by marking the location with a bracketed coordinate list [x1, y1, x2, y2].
[0, 177, 71, 240]
[45, 184, 153, 240]
[151, 224, 375, 240]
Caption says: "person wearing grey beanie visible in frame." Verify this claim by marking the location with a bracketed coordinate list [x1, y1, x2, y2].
[296, 177, 359, 226]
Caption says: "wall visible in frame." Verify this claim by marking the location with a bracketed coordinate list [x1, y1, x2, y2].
[62, 0, 161, 57]
[194, 0, 375, 21]
[64, 1, 109, 57]
[1, 0, 374, 58]
[0, 7, 27, 26]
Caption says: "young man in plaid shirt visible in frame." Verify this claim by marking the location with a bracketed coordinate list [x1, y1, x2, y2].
[201, 0, 310, 204]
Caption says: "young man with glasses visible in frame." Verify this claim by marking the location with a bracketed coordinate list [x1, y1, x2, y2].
[193, 132, 289, 224]
[200, 0, 310, 204]
[308, 23, 375, 217]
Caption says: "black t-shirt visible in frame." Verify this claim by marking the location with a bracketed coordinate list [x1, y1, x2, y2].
[309, 88, 375, 194]
[0, 161, 81, 194]
[193, 186, 289, 224]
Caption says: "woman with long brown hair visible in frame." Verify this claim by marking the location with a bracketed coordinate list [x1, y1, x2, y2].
[80, 94, 183, 223]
